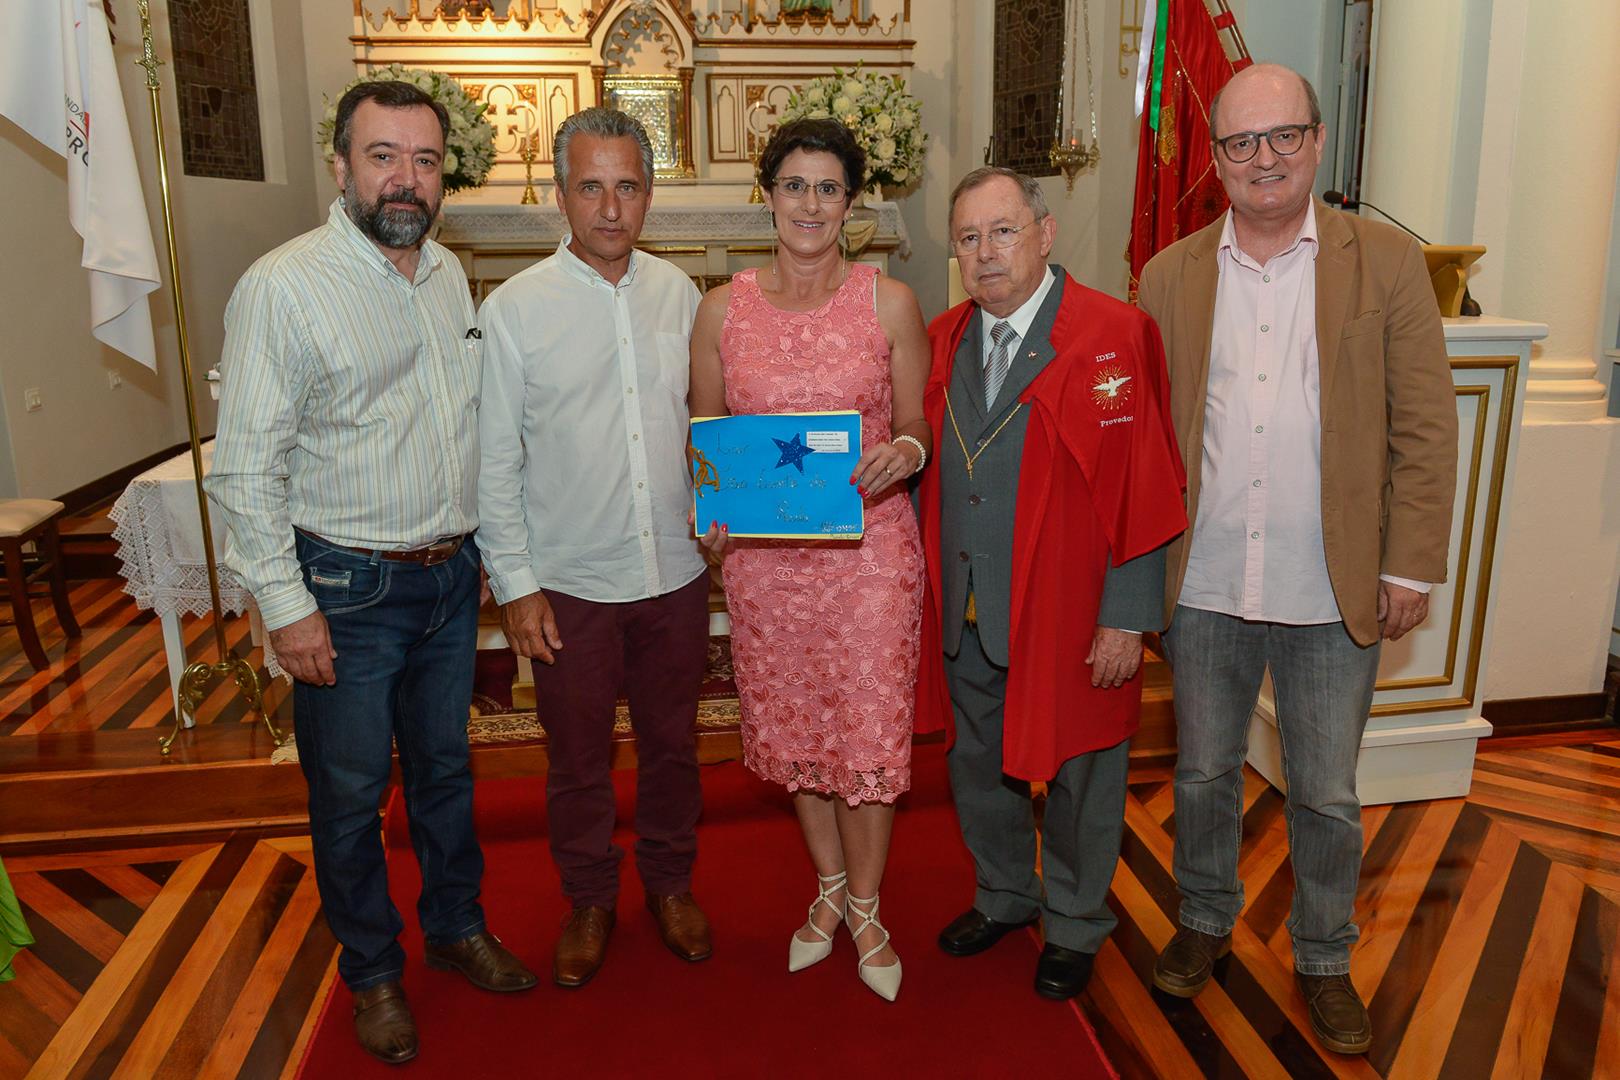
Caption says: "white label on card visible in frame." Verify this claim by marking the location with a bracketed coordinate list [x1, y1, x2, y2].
[805, 430, 850, 454]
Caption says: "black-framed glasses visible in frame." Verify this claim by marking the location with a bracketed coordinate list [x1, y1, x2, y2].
[773, 176, 849, 202]
[1213, 123, 1318, 164]
[951, 219, 1039, 255]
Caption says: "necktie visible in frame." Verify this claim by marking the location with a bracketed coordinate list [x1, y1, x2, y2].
[985, 320, 1014, 410]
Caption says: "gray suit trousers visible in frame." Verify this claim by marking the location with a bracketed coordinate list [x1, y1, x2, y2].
[944, 622, 1128, 953]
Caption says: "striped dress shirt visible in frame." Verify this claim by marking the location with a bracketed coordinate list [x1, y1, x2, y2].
[206, 198, 481, 632]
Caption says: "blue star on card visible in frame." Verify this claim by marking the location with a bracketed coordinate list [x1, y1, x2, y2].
[772, 432, 816, 473]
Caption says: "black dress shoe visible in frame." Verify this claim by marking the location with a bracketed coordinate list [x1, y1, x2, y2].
[1034, 944, 1095, 1000]
[937, 908, 1039, 957]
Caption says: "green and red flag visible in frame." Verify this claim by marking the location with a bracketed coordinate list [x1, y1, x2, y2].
[1128, 0, 1250, 297]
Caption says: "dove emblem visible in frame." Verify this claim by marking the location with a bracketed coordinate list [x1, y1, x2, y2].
[1090, 365, 1135, 411]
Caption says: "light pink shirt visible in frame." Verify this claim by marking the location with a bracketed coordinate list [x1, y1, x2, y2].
[1179, 205, 1428, 625]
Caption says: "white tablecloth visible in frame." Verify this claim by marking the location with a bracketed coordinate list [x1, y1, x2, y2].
[109, 441, 253, 618]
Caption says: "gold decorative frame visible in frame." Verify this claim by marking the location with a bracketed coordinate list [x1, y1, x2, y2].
[598, 72, 695, 178]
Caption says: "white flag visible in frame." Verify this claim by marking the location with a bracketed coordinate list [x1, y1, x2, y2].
[0, 0, 161, 369]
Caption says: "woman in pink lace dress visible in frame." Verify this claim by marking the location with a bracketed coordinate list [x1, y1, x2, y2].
[689, 119, 931, 1001]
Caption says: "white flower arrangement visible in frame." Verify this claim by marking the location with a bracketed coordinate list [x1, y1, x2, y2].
[780, 65, 928, 194]
[318, 65, 495, 195]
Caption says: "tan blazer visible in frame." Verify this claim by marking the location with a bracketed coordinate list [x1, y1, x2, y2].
[1137, 199, 1457, 646]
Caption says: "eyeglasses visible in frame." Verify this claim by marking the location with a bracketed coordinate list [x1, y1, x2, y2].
[951, 219, 1039, 255]
[1213, 123, 1318, 164]
[773, 176, 849, 202]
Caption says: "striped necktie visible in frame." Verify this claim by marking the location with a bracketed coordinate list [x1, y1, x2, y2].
[985, 319, 1014, 410]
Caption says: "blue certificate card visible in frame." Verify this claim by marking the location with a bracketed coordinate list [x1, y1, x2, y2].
[690, 411, 864, 539]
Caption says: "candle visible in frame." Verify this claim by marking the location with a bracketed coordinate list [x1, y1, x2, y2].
[519, 109, 533, 139]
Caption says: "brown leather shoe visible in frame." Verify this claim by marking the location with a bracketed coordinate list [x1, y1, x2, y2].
[352, 981, 417, 1065]
[646, 891, 712, 962]
[424, 929, 538, 992]
[1152, 926, 1232, 998]
[553, 906, 614, 988]
[1297, 972, 1373, 1054]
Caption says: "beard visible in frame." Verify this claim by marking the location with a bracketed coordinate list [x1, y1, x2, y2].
[343, 175, 438, 250]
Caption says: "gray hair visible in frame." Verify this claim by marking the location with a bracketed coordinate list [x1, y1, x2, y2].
[1209, 64, 1322, 138]
[552, 107, 656, 189]
[948, 166, 1051, 228]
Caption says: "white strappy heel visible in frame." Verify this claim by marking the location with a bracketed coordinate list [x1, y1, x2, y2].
[787, 870, 847, 973]
[845, 892, 902, 1001]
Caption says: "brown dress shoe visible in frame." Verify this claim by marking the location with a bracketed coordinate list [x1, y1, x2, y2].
[352, 981, 417, 1065]
[1298, 972, 1373, 1054]
[1152, 926, 1232, 998]
[424, 929, 538, 992]
[553, 906, 614, 988]
[646, 891, 712, 962]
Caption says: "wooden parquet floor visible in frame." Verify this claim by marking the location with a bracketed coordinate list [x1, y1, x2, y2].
[1, 836, 336, 1079]
[0, 578, 286, 739]
[1090, 740, 1620, 1079]
[0, 583, 1616, 1076]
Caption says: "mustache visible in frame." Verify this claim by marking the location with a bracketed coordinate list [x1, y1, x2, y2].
[377, 189, 429, 213]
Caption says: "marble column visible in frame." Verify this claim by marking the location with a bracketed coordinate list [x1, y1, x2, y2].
[1364, 0, 1620, 702]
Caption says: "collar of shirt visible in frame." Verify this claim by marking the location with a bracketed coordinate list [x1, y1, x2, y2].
[1217, 201, 1320, 273]
[980, 264, 1057, 357]
[554, 234, 642, 290]
[326, 196, 442, 286]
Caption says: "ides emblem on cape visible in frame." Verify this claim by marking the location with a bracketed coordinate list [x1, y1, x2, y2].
[1090, 364, 1134, 412]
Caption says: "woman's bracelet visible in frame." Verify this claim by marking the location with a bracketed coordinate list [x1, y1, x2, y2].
[893, 434, 927, 476]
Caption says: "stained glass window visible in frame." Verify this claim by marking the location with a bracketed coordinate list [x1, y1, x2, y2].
[169, 0, 265, 182]
[992, 0, 1062, 177]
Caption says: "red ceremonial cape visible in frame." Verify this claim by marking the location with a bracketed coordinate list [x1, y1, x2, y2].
[914, 276, 1187, 781]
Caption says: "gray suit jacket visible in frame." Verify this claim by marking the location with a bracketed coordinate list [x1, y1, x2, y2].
[936, 268, 1166, 667]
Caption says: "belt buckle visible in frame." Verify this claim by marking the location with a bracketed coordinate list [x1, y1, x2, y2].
[421, 537, 460, 567]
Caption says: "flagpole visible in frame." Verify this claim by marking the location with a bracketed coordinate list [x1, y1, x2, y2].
[133, 1, 284, 755]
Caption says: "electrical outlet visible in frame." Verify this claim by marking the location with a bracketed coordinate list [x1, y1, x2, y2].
[23, 387, 41, 412]
[107, 370, 123, 390]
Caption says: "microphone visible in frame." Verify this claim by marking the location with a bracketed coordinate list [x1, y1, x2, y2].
[1323, 190, 1481, 316]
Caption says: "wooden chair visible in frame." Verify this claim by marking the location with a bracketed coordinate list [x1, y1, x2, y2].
[0, 499, 81, 670]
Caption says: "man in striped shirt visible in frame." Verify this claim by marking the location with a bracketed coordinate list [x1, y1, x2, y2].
[207, 80, 536, 1065]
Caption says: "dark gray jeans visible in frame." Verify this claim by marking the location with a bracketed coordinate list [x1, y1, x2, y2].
[1163, 605, 1380, 976]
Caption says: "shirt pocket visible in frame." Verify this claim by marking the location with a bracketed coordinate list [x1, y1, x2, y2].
[654, 330, 691, 399]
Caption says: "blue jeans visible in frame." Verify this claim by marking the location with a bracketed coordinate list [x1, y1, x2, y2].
[291, 531, 485, 990]
[1163, 605, 1379, 975]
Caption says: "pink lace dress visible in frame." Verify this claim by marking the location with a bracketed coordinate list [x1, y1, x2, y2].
[717, 264, 925, 806]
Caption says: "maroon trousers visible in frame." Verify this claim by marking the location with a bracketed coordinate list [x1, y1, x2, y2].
[531, 573, 710, 908]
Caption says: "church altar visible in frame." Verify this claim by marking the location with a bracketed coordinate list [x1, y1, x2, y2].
[1244, 317, 1547, 804]
[438, 196, 909, 297]
[347, 1, 920, 290]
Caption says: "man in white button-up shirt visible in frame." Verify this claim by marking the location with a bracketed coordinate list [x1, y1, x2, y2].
[208, 81, 537, 1066]
[1137, 65, 1457, 1056]
[477, 109, 712, 988]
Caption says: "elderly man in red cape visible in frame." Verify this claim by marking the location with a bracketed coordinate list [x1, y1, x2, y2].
[917, 167, 1186, 1000]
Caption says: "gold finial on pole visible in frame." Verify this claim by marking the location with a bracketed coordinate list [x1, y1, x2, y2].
[135, 1, 280, 755]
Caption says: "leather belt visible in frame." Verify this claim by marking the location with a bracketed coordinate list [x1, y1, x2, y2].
[300, 530, 468, 567]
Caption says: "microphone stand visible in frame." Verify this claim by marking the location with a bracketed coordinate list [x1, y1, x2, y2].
[1325, 192, 1482, 316]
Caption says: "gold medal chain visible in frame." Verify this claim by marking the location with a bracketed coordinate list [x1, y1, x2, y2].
[944, 389, 1023, 480]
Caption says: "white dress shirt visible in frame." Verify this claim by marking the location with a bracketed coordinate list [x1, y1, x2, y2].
[477, 241, 706, 605]
[207, 198, 480, 632]
[1179, 206, 1429, 625]
[978, 266, 1057, 369]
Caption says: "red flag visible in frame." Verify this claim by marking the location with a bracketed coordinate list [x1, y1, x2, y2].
[1127, 0, 1249, 297]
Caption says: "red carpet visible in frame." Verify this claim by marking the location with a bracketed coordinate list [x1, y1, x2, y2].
[296, 744, 1116, 1078]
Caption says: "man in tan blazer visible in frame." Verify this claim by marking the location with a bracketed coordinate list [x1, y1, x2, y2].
[1136, 63, 1456, 1057]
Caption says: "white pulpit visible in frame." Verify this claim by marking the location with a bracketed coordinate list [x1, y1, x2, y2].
[1244, 317, 1547, 804]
